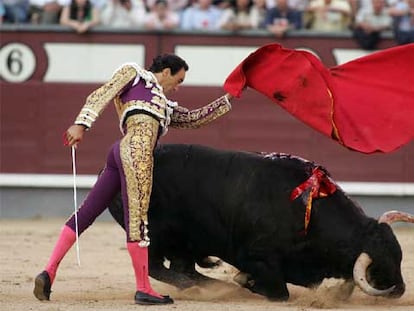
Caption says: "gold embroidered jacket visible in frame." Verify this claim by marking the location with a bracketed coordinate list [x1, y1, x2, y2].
[74, 63, 231, 136]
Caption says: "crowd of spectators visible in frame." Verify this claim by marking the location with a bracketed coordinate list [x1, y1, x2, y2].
[1, 0, 413, 48]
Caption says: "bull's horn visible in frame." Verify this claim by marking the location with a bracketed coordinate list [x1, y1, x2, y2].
[353, 252, 395, 296]
[378, 210, 414, 225]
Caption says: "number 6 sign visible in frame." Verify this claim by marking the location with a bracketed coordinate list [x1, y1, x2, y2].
[0, 43, 36, 83]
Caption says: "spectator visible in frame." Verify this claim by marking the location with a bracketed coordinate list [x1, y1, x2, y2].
[60, 0, 100, 33]
[389, 0, 414, 44]
[348, 0, 388, 26]
[353, 0, 392, 49]
[28, 0, 64, 24]
[264, 0, 302, 37]
[2, 0, 30, 23]
[305, 0, 352, 31]
[144, 0, 180, 29]
[250, 0, 268, 28]
[180, 0, 223, 30]
[100, 0, 146, 28]
[218, 0, 257, 31]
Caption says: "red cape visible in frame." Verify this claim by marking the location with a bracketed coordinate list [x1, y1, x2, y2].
[224, 43, 414, 153]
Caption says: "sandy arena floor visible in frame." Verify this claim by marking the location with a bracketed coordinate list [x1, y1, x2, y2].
[1, 218, 413, 311]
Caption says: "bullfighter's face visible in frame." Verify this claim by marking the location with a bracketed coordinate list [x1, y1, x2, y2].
[159, 67, 186, 94]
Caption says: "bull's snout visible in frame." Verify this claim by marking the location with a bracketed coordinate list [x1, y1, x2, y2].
[387, 283, 405, 298]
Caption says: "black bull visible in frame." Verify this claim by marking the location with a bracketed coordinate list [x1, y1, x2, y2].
[108, 144, 413, 300]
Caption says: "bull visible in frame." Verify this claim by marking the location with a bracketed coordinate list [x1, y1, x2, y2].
[108, 144, 414, 301]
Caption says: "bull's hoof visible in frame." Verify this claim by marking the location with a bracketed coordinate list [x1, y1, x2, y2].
[33, 270, 52, 301]
[134, 291, 174, 305]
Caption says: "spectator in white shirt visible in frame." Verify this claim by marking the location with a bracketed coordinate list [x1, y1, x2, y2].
[305, 0, 352, 31]
[100, 0, 146, 28]
[144, 0, 180, 30]
[353, 0, 392, 49]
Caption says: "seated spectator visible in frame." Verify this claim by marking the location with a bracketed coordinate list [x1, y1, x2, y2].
[348, 0, 388, 26]
[218, 0, 256, 31]
[2, 0, 30, 23]
[60, 0, 100, 33]
[264, 0, 302, 37]
[100, 0, 146, 28]
[353, 0, 392, 49]
[180, 0, 223, 30]
[250, 0, 268, 28]
[28, 0, 64, 24]
[144, 0, 180, 29]
[305, 0, 352, 31]
[389, 0, 414, 44]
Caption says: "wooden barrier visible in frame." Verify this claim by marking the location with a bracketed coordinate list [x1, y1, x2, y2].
[1, 27, 412, 182]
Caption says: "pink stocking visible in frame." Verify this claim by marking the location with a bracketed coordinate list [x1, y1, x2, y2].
[45, 225, 76, 283]
[127, 242, 162, 298]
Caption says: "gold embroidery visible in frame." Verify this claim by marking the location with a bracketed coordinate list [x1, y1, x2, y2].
[170, 95, 231, 129]
[75, 66, 137, 128]
[114, 84, 170, 134]
[120, 114, 159, 245]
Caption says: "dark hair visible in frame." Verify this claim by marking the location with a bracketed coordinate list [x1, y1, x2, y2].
[148, 54, 189, 75]
[70, 0, 92, 22]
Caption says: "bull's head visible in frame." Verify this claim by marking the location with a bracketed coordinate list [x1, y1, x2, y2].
[353, 211, 414, 298]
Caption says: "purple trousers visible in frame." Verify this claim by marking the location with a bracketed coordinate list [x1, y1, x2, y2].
[65, 141, 132, 240]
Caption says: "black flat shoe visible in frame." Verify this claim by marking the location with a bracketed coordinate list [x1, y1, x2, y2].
[33, 271, 52, 301]
[135, 291, 174, 305]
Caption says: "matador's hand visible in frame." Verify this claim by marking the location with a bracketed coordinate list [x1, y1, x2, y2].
[64, 124, 86, 147]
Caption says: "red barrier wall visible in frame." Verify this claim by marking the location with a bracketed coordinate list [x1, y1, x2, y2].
[1, 28, 412, 182]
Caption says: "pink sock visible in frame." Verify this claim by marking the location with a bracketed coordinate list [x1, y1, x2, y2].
[45, 225, 76, 284]
[127, 242, 162, 298]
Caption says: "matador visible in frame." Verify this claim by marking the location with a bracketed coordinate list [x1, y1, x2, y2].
[34, 54, 233, 305]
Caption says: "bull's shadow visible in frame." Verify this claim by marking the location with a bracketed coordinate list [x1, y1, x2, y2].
[108, 144, 413, 301]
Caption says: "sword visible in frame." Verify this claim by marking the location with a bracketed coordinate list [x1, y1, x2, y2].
[71, 146, 81, 266]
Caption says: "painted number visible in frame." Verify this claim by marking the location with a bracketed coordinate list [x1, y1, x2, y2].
[0, 43, 36, 82]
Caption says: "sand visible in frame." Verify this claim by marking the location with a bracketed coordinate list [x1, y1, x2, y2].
[1, 218, 413, 311]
